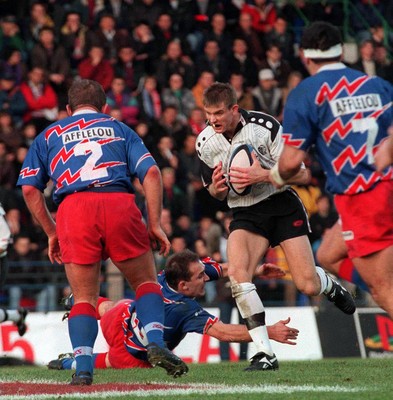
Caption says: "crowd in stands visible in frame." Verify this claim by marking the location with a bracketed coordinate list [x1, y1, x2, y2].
[0, 0, 391, 311]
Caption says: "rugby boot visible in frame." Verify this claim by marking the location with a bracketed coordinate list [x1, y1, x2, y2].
[70, 371, 93, 386]
[48, 353, 74, 370]
[147, 342, 189, 378]
[244, 352, 279, 371]
[325, 279, 356, 315]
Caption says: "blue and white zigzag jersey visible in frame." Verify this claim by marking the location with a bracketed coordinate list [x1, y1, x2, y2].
[283, 63, 393, 195]
[17, 111, 156, 204]
[123, 258, 223, 361]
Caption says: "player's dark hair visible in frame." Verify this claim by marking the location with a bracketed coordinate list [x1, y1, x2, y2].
[203, 82, 237, 109]
[301, 21, 342, 63]
[67, 79, 106, 112]
[165, 249, 200, 289]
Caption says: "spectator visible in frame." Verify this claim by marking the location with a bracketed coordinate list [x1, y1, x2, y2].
[23, 1, 55, 51]
[162, 73, 196, 123]
[188, 107, 206, 135]
[78, 45, 114, 91]
[59, 11, 89, 73]
[30, 26, 70, 108]
[233, 11, 265, 67]
[263, 16, 295, 64]
[129, 21, 158, 76]
[114, 45, 145, 93]
[240, 0, 277, 35]
[151, 134, 179, 172]
[0, 139, 17, 189]
[229, 72, 260, 111]
[0, 15, 26, 60]
[155, 38, 196, 89]
[151, 105, 189, 151]
[161, 167, 188, 220]
[106, 76, 139, 128]
[194, 39, 229, 82]
[350, 39, 385, 78]
[128, 0, 167, 29]
[19, 66, 58, 132]
[203, 12, 233, 59]
[136, 75, 163, 123]
[86, 13, 130, 65]
[227, 37, 259, 89]
[259, 43, 292, 88]
[252, 68, 283, 120]
[0, 72, 27, 128]
[0, 47, 28, 86]
[192, 70, 215, 109]
[178, 133, 205, 220]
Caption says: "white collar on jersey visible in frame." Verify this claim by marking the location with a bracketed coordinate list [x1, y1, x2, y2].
[317, 62, 347, 73]
[72, 109, 98, 116]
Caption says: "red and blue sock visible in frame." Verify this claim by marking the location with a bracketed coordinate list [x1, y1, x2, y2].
[68, 302, 98, 375]
[135, 282, 165, 347]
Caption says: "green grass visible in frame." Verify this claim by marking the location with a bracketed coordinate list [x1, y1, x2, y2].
[1, 358, 393, 399]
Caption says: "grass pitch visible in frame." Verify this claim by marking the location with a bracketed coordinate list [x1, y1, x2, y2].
[1, 358, 392, 399]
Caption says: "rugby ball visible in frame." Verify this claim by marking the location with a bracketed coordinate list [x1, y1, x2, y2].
[228, 144, 254, 196]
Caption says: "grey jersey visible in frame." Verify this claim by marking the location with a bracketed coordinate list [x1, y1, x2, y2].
[196, 109, 289, 208]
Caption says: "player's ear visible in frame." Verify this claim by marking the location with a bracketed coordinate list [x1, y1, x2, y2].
[102, 104, 109, 114]
[178, 280, 188, 292]
[66, 104, 73, 116]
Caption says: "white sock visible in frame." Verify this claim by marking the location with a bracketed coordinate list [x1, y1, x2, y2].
[232, 282, 274, 356]
[316, 266, 333, 295]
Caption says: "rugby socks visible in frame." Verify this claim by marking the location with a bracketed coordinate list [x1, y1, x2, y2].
[135, 282, 165, 347]
[59, 353, 106, 370]
[316, 266, 333, 295]
[0, 309, 21, 323]
[68, 303, 98, 376]
[338, 258, 369, 292]
[231, 282, 274, 357]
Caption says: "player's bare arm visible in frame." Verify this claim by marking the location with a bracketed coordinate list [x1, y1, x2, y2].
[206, 317, 299, 345]
[141, 165, 171, 256]
[208, 161, 229, 201]
[21, 185, 62, 264]
[270, 145, 309, 187]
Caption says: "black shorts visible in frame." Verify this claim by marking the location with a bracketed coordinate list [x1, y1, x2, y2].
[229, 189, 310, 247]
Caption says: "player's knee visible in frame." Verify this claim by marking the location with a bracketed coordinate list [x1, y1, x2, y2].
[231, 282, 256, 298]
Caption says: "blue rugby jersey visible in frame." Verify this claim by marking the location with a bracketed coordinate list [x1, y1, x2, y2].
[17, 111, 157, 204]
[283, 63, 393, 195]
[122, 258, 223, 361]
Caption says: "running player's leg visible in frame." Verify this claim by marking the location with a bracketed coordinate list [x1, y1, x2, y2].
[227, 229, 278, 371]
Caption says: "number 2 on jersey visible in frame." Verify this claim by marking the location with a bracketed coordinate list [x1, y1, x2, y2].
[74, 141, 109, 181]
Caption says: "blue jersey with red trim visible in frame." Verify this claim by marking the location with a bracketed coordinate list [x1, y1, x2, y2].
[121, 258, 223, 360]
[282, 63, 393, 195]
[17, 112, 157, 204]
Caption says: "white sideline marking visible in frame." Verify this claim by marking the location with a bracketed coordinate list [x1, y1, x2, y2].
[0, 382, 367, 399]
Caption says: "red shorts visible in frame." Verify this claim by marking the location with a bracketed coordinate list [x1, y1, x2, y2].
[56, 192, 150, 264]
[334, 180, 393, 258]
[100, 300, 151, 369]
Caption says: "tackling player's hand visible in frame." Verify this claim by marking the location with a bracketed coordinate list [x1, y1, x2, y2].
[268, 317, 299, 345]
[255, 263, 286, 279]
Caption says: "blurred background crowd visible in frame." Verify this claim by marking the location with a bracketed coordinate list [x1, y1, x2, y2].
[1, 0, 391, 314]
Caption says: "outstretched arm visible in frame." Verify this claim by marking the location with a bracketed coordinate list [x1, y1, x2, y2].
[206, 317, 299, 345]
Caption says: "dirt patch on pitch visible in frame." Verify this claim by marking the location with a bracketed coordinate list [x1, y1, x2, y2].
[0, 381, 191, 396]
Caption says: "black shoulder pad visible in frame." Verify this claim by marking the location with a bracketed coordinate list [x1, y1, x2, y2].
[241, 109, 281, 142]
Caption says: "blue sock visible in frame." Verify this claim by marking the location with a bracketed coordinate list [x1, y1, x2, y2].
[135, 282, 165, 347]
[68, 303, 98, 375]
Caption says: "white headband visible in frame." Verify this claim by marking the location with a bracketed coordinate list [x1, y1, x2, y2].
[303, 44, 342, 59]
